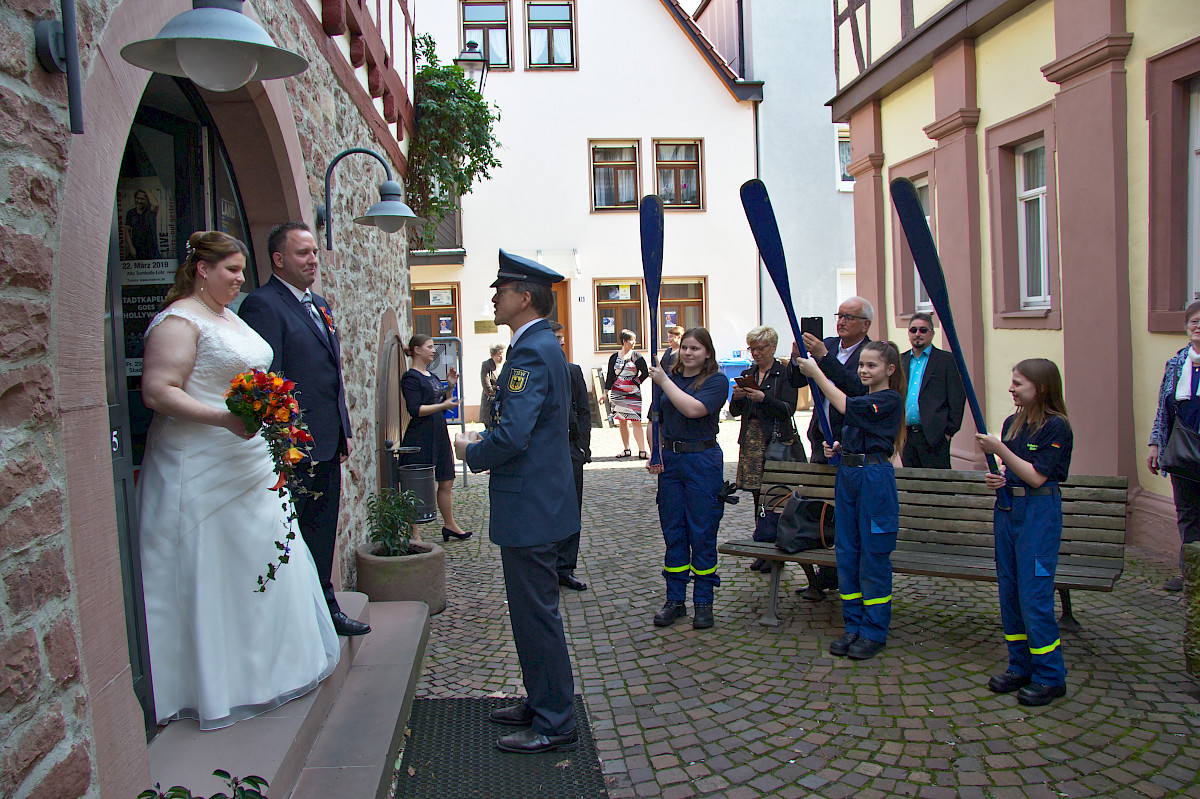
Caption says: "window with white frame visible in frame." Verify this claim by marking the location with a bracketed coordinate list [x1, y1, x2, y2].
[527, 1, 575, 68]
[1188, 77, 1200, 304]
[1016, 140, 1050, 308]
[836, 125, 854, 191]
[463, 1, 510, 68]
[591, 141, 639, 210]
[654, 141, 702, 208]
[913, 179, 933, 311]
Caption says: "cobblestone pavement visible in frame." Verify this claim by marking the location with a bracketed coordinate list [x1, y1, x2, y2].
[414, 420, 1200, 798]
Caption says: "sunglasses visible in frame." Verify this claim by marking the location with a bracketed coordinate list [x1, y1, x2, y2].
[908, 326, 931, 334]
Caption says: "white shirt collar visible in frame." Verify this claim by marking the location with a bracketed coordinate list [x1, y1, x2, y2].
[276, 275, 310, 304]
[836, 337, 864, 364]
[507, 318, 540, 349]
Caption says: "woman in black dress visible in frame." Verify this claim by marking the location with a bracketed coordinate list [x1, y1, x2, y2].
[401, 334, 471, 542]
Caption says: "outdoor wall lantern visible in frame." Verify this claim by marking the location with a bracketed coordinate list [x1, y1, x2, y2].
[315, 148, 419, 250]
[453, 41, 488, 94]
[120, 0, 308, 93]
[34, 0, 84, 133]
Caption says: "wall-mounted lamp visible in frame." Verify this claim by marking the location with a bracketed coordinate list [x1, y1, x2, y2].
[315, 148, 419, 251]
[34, 1, 84, 133]
[453, 40, 488, 94]
[120, 0, 307, 93]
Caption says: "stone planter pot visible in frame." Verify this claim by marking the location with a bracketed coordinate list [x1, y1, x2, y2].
[355, 540, 446, 615]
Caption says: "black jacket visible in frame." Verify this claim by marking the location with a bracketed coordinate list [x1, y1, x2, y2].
[567, 362, 592, 464]
[900, 346, 966, 446]
[728, 360, 798, 444]
[604, 350, 648, 390]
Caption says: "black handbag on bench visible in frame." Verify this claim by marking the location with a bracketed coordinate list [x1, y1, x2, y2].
[752, 485, 792, 543]
[775, 493, 835, 554]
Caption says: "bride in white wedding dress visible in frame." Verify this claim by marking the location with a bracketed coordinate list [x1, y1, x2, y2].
[138, 231, 339, 730]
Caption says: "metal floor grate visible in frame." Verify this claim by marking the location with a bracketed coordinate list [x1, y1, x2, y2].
[395, 696, 608, 799]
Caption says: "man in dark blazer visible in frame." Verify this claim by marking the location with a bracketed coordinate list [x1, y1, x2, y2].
[239, 222, 368, 636]
[454, 251, 580, 754]
[550, 321, 591, 592]
[900, 312, 966, 469]
[788, 296, 873, 464]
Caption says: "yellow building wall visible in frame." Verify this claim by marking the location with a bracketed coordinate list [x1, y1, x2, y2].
[1125, 0, 1200, 498]
[973, 0, 1063, 435]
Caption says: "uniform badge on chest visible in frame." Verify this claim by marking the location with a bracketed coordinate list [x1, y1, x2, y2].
[508, 369, 529, 392]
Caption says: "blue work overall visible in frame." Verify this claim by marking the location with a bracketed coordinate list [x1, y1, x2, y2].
[835, 461, 899, 643]
[658, 446, 724, 603]
[994, 486, 1066, 686]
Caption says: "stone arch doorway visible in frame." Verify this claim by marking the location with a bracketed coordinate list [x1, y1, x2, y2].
[56, 0, 311, 788]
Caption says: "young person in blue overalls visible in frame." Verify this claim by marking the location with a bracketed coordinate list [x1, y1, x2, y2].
[647, 327, 730, 630]
[975, 358, 1073, 707]
[796, 340, 906, 660]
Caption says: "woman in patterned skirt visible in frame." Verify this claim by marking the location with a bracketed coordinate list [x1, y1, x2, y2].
[605, 329, 649, 458]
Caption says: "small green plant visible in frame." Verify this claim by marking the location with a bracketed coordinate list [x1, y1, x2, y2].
[138, 770, 267, 799]
[367, 488, 420, 557]
[407, 32, 501, 247]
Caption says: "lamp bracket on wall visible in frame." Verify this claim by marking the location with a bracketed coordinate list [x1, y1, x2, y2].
[33, 1, 84, 134]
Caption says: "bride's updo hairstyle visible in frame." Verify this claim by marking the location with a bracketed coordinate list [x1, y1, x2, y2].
[162, 230, 250, 308]
[405, 333, 432, 358]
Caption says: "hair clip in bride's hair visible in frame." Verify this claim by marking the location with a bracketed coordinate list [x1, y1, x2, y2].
[185, 241, 196, 259]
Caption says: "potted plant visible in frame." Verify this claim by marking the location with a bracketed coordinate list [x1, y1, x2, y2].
[355, 488, 447, 614]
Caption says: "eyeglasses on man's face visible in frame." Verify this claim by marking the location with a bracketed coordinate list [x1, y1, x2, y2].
[908, 326, 931, 334]
[837, 312, 868, 322]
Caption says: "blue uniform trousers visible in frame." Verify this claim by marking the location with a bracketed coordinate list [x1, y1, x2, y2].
[657, 447, 724, 603]
[834, 463, 898, 643]
[994, 490, 1067, 686]
[500, 542, 576, 736]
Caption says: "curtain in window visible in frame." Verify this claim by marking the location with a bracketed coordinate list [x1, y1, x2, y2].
[595, 169, 615, 207]
[1023, 198, 1043, 297]
[616, 170, 635, 204]
[552, 29, 572, 64]
[530, 29, 549, 64]
[658, 144, 696, 161]
[489, 28, 508, 65]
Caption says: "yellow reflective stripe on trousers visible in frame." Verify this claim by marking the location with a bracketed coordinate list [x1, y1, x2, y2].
[840, 592, 862, 601]
[664, 564, 691, 573]
[690, 564, 717, 576]
[862, 595, 892, 606]
[1005, 633, 1028, 642]
[1029, 639, 1061, 655]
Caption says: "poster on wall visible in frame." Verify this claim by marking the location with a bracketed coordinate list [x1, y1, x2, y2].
[438, 316, 453, 335]
[117, 177, 175, 262]
[602, 316, 615, 334]
[663, 310, 677, 327]
[429, 289, 453, 306]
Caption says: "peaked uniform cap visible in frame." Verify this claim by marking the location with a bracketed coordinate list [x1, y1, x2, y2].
[491, 249, 565, 287]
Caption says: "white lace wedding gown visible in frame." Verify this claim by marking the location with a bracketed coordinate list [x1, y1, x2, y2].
[138, 305, 339, 730]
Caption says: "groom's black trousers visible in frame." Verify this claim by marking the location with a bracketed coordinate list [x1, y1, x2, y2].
[291, 458, 341, 614]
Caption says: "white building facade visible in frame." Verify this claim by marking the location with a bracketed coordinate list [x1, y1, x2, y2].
[415, 0, 761, 421]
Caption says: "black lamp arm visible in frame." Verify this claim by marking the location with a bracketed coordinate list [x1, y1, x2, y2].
[321, 147, 394, 250]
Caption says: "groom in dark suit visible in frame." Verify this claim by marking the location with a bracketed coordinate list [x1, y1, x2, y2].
[239, 222, 369, 636]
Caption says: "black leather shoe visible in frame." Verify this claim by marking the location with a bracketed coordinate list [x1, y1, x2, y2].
[816, 566, 839, 590]
[442, 526, 472, 541]
[653, 600, 687, 627]
[489, 703, 534, 726]
[559, 574, 588, 591]
[749, 558, 767, 571]
[1017, 682, 1066, 707]
[496, 727, 579, 754]
[829, 632, 858, 657]
[847, 637, 886, 660]
[692, 603, 714, 629]
[987, 670, 1033, 694]
[331, 611, 371, 636]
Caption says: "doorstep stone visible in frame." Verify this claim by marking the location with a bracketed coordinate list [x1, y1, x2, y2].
[145, 593, 372, 798]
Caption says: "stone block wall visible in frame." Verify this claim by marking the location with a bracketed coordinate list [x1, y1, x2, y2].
[0, 0, 413, 796]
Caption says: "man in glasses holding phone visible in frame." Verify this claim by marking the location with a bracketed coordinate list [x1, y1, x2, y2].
[900, 312, 965, 469]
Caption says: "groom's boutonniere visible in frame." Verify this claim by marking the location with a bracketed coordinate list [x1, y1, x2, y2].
[320, 306, 336, 334]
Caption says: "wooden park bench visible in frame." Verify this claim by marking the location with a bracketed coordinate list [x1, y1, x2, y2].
[718, 462, 1127, 630]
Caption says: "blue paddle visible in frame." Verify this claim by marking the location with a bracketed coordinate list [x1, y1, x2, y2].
[640, 195, 665, 467]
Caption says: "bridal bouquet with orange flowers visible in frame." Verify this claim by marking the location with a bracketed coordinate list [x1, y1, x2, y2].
[226, 369, 317, 591]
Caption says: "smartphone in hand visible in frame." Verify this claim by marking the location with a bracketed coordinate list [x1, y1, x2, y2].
[800, 316, 823, 341]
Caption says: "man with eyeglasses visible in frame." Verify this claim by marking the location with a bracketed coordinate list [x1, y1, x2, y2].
[788, 297, 874, 466]
[900, 312, 965, 469]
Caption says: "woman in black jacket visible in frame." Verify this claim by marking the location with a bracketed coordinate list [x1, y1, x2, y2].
[604, 329, 650, 458]
[729, 326, 802, 570]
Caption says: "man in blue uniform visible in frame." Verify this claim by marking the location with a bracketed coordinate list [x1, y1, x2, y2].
[454, 251, 580, 754]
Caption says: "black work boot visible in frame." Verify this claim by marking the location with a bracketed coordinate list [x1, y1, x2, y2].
[692, 603, 714, 629]
[653, 600, 687, 627]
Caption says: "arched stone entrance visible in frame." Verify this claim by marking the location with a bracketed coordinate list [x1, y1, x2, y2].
[55, 2, 311, 792]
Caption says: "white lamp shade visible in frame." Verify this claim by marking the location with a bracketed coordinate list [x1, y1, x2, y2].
[121, 4, 307, 91]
